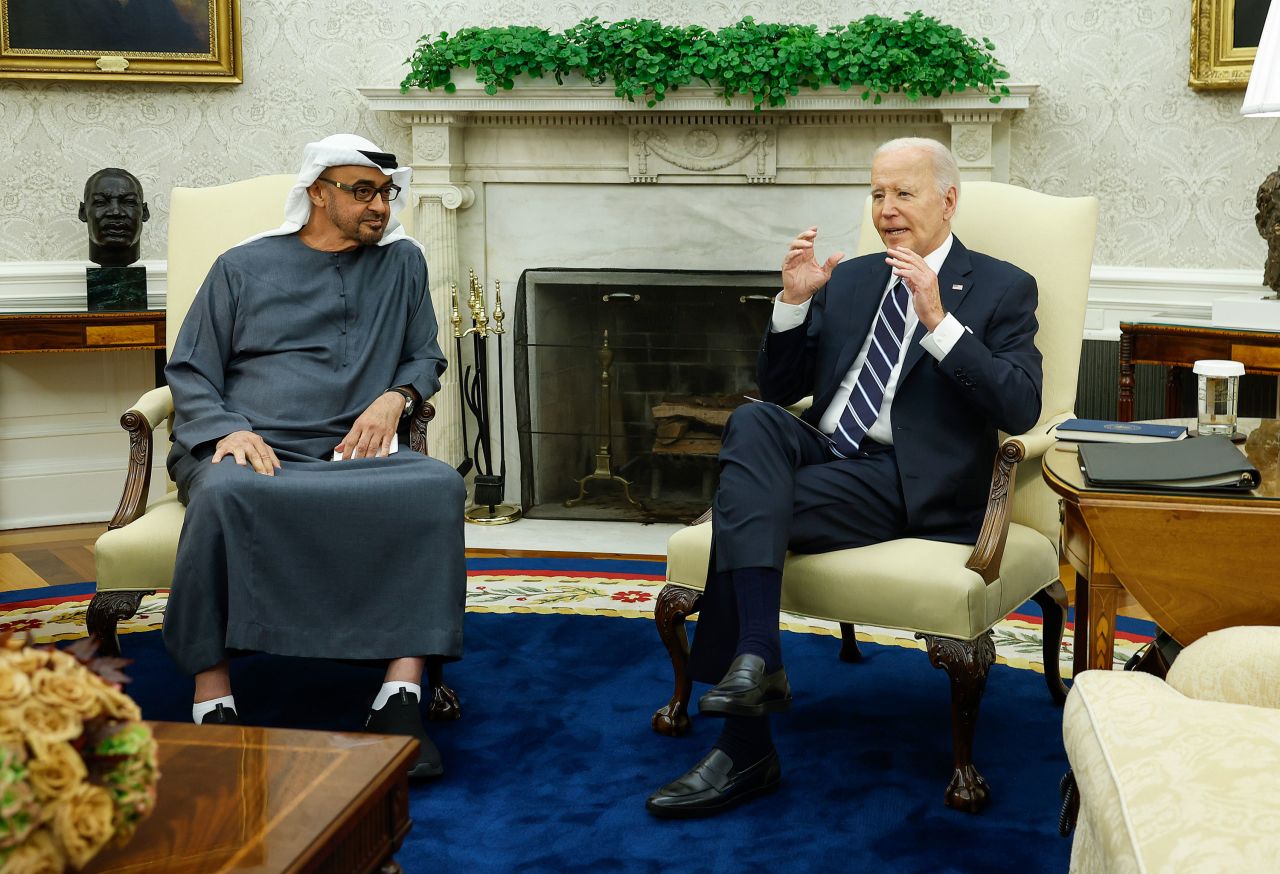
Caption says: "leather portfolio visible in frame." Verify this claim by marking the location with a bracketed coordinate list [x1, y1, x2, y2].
[1079, 436, 1261, 491]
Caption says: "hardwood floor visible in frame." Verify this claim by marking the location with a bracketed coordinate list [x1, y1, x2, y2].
[0, 523, 106, 592]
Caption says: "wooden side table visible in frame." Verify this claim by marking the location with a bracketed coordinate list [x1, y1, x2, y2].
[1042, 436, 1280, 675]
[84, 722, 416, 874]
[0, 310, 166, 384]
[1118, 321, 1280, 421]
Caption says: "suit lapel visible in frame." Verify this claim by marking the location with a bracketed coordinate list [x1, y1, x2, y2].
[899, 237, 973, 381]
[832, 261, 892, 381]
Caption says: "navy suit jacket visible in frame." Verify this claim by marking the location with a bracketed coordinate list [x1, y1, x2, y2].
[758, 236, 1043, 541]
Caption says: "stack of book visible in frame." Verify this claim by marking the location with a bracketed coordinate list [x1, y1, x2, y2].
[1052, 418, 1187, 444]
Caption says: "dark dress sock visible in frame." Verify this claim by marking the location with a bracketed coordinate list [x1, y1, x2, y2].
[733, 566, 783, 673]
[712, 715, 774, 764]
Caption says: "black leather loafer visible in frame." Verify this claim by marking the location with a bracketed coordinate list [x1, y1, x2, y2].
[698, 654, 792, 717]
[645, 748, 781, 818]
[199, 703, 239, 725]
[365, 689, 444, 779]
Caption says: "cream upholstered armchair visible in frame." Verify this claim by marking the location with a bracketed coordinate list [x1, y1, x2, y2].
[90, 175, 457, 716]
[1064, 626, 1280, 872]
[653, 182, 1099, 812]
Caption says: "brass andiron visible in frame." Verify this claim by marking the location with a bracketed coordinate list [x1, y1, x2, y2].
[459, 269, 520, 525]
[565, 329, 643, 509]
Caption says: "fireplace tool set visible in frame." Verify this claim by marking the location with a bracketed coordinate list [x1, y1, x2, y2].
[452, 270, 519, 524]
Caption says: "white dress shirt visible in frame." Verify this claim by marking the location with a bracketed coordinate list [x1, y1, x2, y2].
[769, 234, 966, 446]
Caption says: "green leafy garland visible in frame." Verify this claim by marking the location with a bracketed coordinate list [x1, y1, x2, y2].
[401, 14, 1011, 109]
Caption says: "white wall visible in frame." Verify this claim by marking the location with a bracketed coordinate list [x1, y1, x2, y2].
[0, 0, 1276, 527]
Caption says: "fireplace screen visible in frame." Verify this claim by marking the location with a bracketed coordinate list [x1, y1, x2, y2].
[514, 269, 782, 522]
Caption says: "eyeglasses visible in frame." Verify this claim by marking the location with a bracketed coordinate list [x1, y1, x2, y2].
[316, 177, 401, 203]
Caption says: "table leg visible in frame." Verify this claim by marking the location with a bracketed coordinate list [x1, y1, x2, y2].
[1165, 366, 1182, 418]
[1072, 570, 1089, 680]
[1087, 541, 1122, 671]
[1117, 333, 1135, 421]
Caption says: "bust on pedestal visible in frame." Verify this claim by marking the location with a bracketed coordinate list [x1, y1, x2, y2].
[80, 168, 150, 311]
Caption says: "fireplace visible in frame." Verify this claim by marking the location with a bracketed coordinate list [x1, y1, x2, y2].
[515, 269, 780, 522]
[362, 78, 1033, 516]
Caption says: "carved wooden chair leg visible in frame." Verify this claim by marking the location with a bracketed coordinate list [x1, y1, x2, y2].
[838, 622, 863, 662]
[652, 583, 701, 736]
[1032, 580, 1070, 704]
[425, 657, 461, 721]
[86, 590, 153, 657]
[919, 631, 996, 813]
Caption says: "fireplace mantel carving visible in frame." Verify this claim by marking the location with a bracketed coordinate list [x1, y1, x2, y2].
[362, 80, 1036, 474]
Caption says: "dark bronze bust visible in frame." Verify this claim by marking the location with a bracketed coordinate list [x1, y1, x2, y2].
[1256, 168, 1280, 298]
[79, 168, 149, 268]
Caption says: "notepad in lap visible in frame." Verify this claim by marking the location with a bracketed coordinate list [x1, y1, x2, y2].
[1053, 418, 1187, 443]
[332, 433, 398, 460]
[1079, 437, 1260, 490]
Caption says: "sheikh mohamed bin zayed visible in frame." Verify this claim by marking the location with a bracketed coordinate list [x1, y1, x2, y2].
[161, 134, 466, 779]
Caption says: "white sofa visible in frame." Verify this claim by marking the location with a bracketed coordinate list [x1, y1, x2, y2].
[1064, 626, 1280, 872]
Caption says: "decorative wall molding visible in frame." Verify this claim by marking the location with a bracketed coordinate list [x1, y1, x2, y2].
[0, 258, 1266, 343]
[361, 81, 1036, 116]
[0, 261, 167, 311]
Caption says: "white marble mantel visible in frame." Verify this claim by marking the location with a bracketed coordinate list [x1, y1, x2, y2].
[362, 80, 1036, 477]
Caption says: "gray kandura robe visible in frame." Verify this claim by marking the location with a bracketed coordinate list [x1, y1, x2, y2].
[162, 234, 465, 676]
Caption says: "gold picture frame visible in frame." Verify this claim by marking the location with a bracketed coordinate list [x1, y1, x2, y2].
[1191, 0, 1272, 89]
[0, 0, 241, 83]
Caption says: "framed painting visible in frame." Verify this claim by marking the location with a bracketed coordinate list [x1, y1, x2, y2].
[0, 0, 241, 83]
[1191, 0, 1272, 89]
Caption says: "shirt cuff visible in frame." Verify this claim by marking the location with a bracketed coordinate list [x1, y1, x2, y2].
[770, 290, 810, 333]
[920, 313, 966, 361]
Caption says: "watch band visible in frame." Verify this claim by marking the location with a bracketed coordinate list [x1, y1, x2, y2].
[392, 387, 415, 417]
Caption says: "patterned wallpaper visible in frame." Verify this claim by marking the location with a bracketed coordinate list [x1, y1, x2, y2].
[0, 0, 1276, 270]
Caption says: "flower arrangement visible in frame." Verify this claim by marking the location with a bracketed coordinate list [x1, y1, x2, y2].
[0, 634, 158, 873]
[401, 14, 1011, 109]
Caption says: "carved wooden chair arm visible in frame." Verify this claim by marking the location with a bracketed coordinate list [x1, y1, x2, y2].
[964, 427, 1060, 585]
[108, 386, 174, 531]
[405, 401, 437, 456]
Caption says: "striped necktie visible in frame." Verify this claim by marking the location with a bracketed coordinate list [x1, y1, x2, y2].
[831, 279, 910, 457]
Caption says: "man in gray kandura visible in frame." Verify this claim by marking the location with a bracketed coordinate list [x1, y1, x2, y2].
[163, 134, 464, 778]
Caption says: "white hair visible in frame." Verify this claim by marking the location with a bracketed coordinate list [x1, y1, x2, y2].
[874, 137, 961, 199]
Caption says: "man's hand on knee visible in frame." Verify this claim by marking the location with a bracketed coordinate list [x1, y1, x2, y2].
[336, 391, 402, 460]
[212, 430, 282, 476]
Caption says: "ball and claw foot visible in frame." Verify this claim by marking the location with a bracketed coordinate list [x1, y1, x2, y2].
[427, 683, 461, 721]
[944, 765, 991, 813]
[651, 702, 691, 736]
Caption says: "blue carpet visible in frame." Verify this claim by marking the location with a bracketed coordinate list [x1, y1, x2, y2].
[120, 613, 1071, 873]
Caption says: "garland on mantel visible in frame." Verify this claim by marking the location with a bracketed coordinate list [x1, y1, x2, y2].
[401, 14, 1011, 110]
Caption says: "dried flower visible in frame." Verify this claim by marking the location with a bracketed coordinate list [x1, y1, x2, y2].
[0, 636, 157, 870]
[24, 743, 86, 803]
[0, 826, 63, 874]
[51, 783, 113, 869]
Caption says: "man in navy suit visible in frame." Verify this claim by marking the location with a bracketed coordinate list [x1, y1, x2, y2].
[645, 138, 1043, 818]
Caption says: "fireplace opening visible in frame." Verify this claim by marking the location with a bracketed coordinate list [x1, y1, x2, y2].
[514, 269, 783, 523]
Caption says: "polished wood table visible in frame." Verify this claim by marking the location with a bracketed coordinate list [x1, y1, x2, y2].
[84, 723, 416, 874]
[1118, 320, 1280, 421]
[1043, 429, 1280, 676]
[0, 309, 166, 384]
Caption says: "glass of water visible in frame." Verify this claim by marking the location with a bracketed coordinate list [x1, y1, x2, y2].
[1193, 359, 1244, 437]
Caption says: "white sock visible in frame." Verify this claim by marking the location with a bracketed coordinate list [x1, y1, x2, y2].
[372, 682, 421, 710]
[193, 695, 236, 723]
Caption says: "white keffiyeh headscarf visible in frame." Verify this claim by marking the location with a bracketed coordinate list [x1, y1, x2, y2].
[240, 133, 418, 249]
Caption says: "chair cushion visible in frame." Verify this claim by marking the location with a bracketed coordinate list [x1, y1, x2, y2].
[666, 521, 1058, 640]
[94, 493, 184, 591]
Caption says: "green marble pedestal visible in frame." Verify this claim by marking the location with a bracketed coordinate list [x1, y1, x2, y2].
[87, 266, 147, 311]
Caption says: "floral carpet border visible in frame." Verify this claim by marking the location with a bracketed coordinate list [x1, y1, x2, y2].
[0, 557, 1152, 674]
